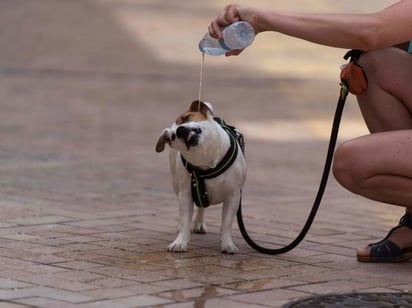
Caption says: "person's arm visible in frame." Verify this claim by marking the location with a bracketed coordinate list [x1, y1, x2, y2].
[209, 1, 412, 54]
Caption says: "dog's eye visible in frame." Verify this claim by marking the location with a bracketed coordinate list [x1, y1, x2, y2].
[171, 133, 176, 141]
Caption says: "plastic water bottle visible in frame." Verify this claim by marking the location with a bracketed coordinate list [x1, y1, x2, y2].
[198, 21, 255, 56]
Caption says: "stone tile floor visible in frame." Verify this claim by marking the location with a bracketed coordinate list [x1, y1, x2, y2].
[0, 0, 410, 307]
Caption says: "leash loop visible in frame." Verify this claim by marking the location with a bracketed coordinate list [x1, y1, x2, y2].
[237, 50, 366, 255]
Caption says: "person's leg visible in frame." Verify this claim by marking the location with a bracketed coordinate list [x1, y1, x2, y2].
[332, 48, 412, 260]
[357, 48, 412, 133]
[334, 130, 412, 207]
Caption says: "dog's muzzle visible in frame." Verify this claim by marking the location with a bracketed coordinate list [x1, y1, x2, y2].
[176, 126, 202, 148]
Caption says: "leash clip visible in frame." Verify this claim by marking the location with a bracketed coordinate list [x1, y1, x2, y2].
[340, 49, 367, 95]
[339, 81, 349, 100]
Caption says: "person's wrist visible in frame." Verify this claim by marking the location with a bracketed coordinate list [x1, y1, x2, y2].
[246, 8, 265, 34]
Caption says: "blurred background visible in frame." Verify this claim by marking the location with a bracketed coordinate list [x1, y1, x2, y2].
[0, 0, 401, 222]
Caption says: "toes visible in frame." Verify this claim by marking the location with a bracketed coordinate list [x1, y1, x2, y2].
[356, 246, 371, 258]
[192, 223, 207, 234]
[221, 243, 239, 254]
[168, 241, 188, 253]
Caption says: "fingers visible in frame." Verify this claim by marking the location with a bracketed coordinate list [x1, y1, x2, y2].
[225, 49, 243, 57]
[209, 21, 222, 40]
[224, 4, 240, 24]
[209, 4, 240, 39]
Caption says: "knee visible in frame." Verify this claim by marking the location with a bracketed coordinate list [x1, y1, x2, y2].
[332, 140, 363, 193]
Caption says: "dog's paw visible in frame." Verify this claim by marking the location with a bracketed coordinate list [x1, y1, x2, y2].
[221, 242, 239, 254]
[167, 240, 188, 253]
[192, 222, 207, 234]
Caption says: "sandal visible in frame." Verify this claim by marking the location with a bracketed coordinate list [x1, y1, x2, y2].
[357, 213, 412, 263]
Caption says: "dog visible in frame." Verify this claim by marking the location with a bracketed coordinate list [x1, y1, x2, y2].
[156, 100, 246, 253]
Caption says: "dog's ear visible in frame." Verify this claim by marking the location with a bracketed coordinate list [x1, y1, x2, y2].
[189, 100, 214, 117]
[155, 129, 170, 153]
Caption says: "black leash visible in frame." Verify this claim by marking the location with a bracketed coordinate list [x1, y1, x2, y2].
[237, 84, 348, 254]
[237, 50, 365, 255]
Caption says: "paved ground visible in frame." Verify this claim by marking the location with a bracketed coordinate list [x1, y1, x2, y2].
[0, 0, 410, 307]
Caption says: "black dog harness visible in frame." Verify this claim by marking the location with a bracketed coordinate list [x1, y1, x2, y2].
[180, 117, 245, 208]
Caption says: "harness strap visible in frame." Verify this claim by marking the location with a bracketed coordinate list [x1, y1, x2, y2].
[180, 117, 244, 208]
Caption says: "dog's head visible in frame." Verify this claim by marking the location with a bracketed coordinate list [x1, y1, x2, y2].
[156, 100, 215, 153]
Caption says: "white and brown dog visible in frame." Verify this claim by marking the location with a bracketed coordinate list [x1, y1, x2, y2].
[156, 100, 246, 253]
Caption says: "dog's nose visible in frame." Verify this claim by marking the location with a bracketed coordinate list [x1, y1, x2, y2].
[193, 128, 202, 134]
[176, 126, 190, 139]
[176, 126, 202, 139]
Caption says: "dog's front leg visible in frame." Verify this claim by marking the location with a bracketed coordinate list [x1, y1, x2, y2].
[168, 193, 193, 252]
[192, 207, 207, 234]
[220, 191, 241, 254]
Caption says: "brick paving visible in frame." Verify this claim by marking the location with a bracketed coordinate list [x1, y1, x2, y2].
[0, 0, 410, 307]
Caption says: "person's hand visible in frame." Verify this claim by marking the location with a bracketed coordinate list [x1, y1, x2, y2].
[209, 4, 241, 40]
[208, 4, 261, 56]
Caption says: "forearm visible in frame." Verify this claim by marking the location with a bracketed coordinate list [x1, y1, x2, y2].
[252, 0, 412, 51]
[255, 10, 379, 50]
